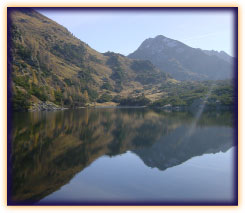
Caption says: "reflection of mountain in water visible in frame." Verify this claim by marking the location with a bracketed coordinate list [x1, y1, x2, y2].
[9, 109, 234, 204]
[134, 125, 233, 171]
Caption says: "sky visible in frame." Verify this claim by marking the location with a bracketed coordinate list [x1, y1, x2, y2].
[37, 8, 235, 56]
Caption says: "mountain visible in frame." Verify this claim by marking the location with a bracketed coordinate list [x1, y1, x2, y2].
[128, 35, 234, 81]
[202, 49, 234, 64]
[8, 8, 170, 111]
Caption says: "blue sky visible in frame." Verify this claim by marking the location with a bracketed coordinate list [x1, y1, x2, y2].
[37, 9, 235, 56]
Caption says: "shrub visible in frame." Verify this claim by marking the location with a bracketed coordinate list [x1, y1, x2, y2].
[97, 93, 112, 103]
[87, 88, 98, 101]
[119, 95, 150, 106]
[12, 76, 30, 90]
[112, 95, 122, 103]
[54, 91, 63, 104]
[31, 84, 47, 101]
[64, 78, 73, 86]
[16, 44, 32, 61]
[12, 90, 30, 111]
[101, 82, 113, 91]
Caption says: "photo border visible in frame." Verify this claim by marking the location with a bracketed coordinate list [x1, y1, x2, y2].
[5, 5, 240, 208]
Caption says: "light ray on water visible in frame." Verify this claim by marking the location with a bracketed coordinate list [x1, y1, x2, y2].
[186, 83, 216, 138]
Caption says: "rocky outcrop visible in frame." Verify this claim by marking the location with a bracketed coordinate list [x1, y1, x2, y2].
[29, 101, 66, 111]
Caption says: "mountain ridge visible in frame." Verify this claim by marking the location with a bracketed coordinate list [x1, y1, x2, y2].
[128, 35, 234, 81]
[202, 49, 234, 64]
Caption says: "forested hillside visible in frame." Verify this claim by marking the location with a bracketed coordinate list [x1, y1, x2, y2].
[8, 8, 170, 111]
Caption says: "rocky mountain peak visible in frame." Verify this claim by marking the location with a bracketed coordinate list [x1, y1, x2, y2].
[137, 35, 182, 57]
[139, 35, 180, 51]
[128, 35, 233, 81]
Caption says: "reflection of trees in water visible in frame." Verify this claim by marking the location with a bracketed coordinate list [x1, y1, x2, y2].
[9, 109, 234, 204]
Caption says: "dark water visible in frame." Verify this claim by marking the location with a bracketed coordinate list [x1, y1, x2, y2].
[8, 108, 237, 205]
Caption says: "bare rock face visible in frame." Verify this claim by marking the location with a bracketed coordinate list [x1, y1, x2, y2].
[29, 101, 65, 111]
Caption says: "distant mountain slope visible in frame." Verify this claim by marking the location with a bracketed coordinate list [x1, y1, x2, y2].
[202, 49, 234, 64]
[128, 35, 234, 81]
[8, 8, 170, 111]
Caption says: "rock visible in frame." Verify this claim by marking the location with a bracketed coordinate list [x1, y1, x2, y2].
[28, 101, 65, 112]
[162, 104, 172, 109]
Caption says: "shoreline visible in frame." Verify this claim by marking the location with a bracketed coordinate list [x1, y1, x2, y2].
[25, 103, 233, 112]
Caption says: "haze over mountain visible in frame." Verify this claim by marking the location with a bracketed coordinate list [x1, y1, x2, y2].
[202, 49, 234, 64]
[128, 35, 234, 81]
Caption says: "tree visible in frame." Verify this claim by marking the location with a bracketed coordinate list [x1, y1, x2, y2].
[84, 90, 89, 103]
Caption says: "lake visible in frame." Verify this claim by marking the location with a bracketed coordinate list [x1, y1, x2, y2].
[8, 108, 237, 205]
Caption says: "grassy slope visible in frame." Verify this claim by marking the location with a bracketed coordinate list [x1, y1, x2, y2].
[9, 8, 170, 111]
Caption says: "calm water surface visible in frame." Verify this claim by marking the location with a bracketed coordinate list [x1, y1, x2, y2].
[9, 108, 237, 205]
